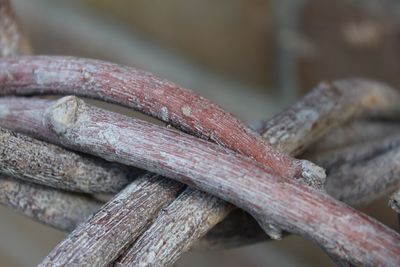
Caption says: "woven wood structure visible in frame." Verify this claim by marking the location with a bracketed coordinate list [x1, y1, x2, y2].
[0, 1, 399, 266]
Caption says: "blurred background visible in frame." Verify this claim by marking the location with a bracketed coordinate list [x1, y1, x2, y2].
[1, 0, 400, 266]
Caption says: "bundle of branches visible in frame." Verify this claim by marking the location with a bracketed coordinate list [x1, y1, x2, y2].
[0, 1, 399, 266]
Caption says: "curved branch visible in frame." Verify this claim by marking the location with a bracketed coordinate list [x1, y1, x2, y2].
[0, 55, 315, 180]
[0, 175, 101, 231]
[1, 96, 398, 267]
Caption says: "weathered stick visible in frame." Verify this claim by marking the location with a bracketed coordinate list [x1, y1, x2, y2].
[258, 79, 400, 155]
[0, 55, 319, 181]
[198, 133, 400, 250]
[0, 0, 31, 57]
[114, 188, 233, 267]
[0, 126, 135, 193]
[312, 134, 400, 206]
[39, 173, 183, 267]
[2, 96, 398, 267]
[0, 175, 101, 231]
[2, 56, 400, 263]
[118, 80, 400, 265]
[305, 119, 400, 153]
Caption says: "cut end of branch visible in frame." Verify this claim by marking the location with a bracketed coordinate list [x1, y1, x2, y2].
[389, 190, 400, 214]
[299, 160, 326, 190]
[45, 96, 84, 135]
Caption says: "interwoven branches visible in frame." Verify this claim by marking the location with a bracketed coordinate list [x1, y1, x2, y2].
[0, 1, 399, 267]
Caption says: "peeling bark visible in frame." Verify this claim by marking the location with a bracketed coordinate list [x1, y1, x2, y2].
[0, 175, 101, 231]
[0, 96, 398, 266]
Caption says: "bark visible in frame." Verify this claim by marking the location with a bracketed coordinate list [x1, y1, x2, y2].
[196, 132, 400, 250]
[0, 126, 135, 193]
[0, 0, 31, 57]
[0, 55, 316, 181]
[0, 175, 101, 231]
[39, 174, 183, 267]
[312, 134, 400, 206]
[1, 96, 398, 267]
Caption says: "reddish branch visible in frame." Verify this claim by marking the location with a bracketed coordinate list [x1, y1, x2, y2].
[0, 96, 398, 266]
[0, 56, 326, 183]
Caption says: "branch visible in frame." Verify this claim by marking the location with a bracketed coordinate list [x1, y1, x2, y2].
[199, 132, 400, 250]
[311, 134, 400, 206]
[40, 174, 183, 267]
[0, 0, 31, 56]
[258, 79, 400, 155]
[0, 126, 135, 193]
[0, 55, 317, 181]
[1, 96, 398, 267]
[0, 175, 101, 231]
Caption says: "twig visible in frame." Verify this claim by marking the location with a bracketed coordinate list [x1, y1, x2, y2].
[0, 55, 317, 181]
[200, 133, 400, 250]
[0, 175, 101, 231]
[1, 56, 400, 264]
[117, 80, 400, 264]
[305, 119, 400, 153]
[0, 126, 135, 193]
[312, 134, 400, 206]
[39, 174, 183, 267]
[1, 96, 398, 267]
[258, 79, 400, 155]
[114, 188, 233, 267]
[0, 0, 31, 57]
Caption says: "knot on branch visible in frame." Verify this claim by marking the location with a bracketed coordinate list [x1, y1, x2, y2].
[44, 96, 85, 135]
[299, 160, 326, 190]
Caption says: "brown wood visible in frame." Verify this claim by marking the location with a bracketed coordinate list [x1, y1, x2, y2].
[0, 96, 398, 266]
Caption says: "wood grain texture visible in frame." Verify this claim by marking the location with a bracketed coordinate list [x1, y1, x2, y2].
[39, 174, 183, 267]
[259, 79, 400, 155]
[0, 127, 135, 193]
[0, 55, 314, 180]
[1, 96, 398, 266]
[195, 130, 400, 250]
[0, 0, 31, 57]
[0, 175, 101, 231]
[312, 134, 400, 206]
[117, 80, 400, 265]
